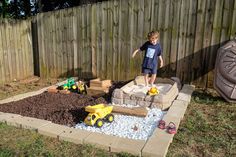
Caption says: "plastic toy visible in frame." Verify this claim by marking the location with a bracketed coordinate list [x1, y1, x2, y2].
[63, 78, 77, 90]
[84, 104, 114, 127]
[147, 87, 159, 96]
[77, 80, 87, 94]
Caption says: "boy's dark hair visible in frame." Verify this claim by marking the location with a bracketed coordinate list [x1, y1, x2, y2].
[147, 31, 159, 39]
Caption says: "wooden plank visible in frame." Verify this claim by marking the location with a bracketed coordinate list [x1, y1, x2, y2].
[176, 0, 189, 82]
[39, 13, 46, 78]
[230, 0, 236, 39]
[45, 12, 54, 78]
[3, 20, 11, 81]
[27, 20, 34, 76]
[0, 20, 5, 83]
[86, 4, 92, 78]
[117, 0, 123, 80]
[112, 106, 148, 117]
[200, 0, 215, 88]
[77, 6, 83, 78]
[220, 0, 234, 44]
[10, 20, 19, 80]
[72, 7, 78, 76]
[51, 11, 57, 77]
[206, 0, 227, 88]
[169, 0, 182, 76]
[17, 20, 24, 79]
[112, 0, 119, 80]
[6, 21, 13, 80]
[95, 3, 102, 79]
[192, 0, 207, 86]
[14, 20, 20, 79]
[106, 1, 113, 80]
[127, 0, 135, 80]
[136, 0, 145, 77]
[55, 10, 61, 77]
[23, 20, 30, 77]
[67, 8, 74, 77]
[121, 0, 129, 80]
[162, 0, 173, 78]
[101, 2, 107, 79]
[183, 0, 197, 83]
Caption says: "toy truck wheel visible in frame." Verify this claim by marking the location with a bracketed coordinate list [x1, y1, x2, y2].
[72, 85, 77, 90]
[95, 119, 103, 128]
[106, 114, 114, 123]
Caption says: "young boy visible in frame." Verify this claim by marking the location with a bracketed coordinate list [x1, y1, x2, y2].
[132, 31, 163, 87]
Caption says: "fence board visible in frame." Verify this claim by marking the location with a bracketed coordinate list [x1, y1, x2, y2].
[0, 20, 5, 83]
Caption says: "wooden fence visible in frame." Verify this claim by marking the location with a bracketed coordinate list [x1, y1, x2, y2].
[0, 0, 236, 88]
[0, 19, 33, 84]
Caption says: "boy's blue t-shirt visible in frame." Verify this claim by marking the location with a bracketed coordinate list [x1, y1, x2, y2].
[140, 41, 162, 69]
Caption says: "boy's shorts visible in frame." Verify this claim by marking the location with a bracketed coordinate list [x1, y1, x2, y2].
[142, 67, 157, 74]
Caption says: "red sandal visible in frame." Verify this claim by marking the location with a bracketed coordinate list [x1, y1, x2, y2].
[167, 122, 177, 134]
[158, 120, 166, 129]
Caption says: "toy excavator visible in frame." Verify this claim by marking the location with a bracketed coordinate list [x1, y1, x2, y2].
[84, 104, 114, 127]
[147, 86, 159, 96]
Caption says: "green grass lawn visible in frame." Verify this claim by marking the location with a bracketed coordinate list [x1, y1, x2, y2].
[0, 122, 135, 157]
[0, 89, 235, 157]
[167, 89, 236, 157]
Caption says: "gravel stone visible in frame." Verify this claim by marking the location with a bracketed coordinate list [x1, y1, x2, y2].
[75, 108, 165, 140]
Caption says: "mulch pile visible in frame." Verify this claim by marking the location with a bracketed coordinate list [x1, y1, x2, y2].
[0, 80, 129, 127]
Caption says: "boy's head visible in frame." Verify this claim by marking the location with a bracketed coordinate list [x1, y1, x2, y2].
[147, 31, 159, 45]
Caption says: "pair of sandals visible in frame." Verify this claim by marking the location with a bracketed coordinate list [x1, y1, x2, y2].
[158, 120, 177, 134]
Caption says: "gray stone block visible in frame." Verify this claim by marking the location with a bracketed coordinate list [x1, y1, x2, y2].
[123, 93, 131, 99]
[112, 89, 123, 99]
[124, 99, 137, 106]
[130, 93, 146, 101]
[153, 94, 164, 103]
[112, 97, 123, 105]
[144, 95, 154, 102]
[137, 100, 151, 107]
[150, 102, 162, 109]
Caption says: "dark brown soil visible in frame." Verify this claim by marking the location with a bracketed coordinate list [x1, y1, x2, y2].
[0, 80, 129, 127]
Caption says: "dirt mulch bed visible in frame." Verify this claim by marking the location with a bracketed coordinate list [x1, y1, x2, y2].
[0, 80, 129, 127]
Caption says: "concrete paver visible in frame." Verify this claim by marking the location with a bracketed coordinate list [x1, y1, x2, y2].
[6, 116, 51, 131]
[110, 137, 146, 156]
[84, 132, 118, 151]
[0, 113, 22, 123]
[59, 128, 91, 145]
[142, 130, 173, 157]
[0, 86, 50, 104]
[38, 123, 72, 138]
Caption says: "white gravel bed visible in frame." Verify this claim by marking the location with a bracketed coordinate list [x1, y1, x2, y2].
[75, 108, 166, 141]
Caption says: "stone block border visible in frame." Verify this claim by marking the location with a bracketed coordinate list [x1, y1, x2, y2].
[0, 83, 195, 157]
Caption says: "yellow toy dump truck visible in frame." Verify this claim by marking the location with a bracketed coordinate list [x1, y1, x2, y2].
[84, 104, 114, 127]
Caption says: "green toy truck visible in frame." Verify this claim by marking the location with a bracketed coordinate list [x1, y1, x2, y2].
[63, 78, 77, 90]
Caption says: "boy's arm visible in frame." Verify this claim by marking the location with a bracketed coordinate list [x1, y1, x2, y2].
[159, 56, 163, 68]
[132, 49, 140, 58]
